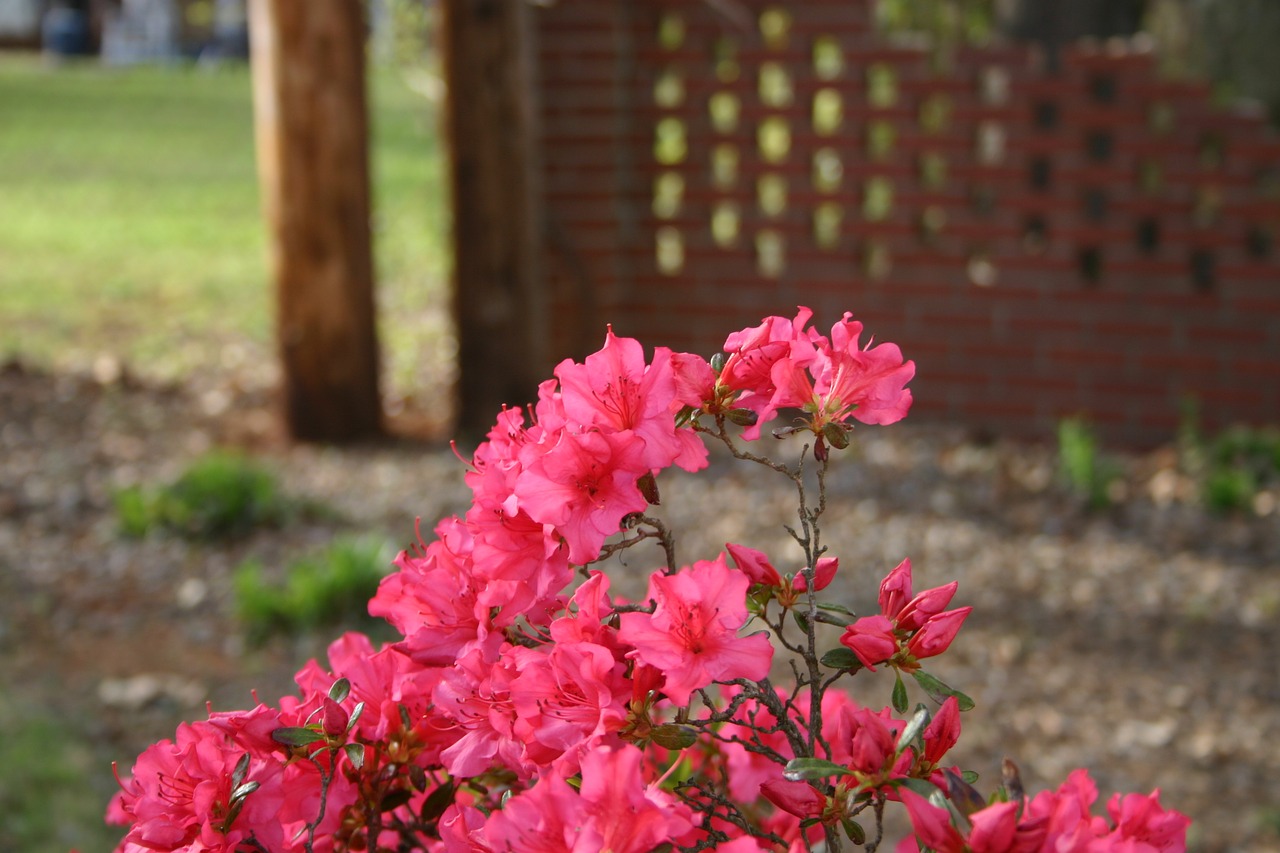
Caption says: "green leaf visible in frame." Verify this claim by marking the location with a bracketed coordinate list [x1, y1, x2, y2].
[822, 421, 850, 450]
[651, 724, 698, 750]
[348, 701, 366, 732]
[271, 726, 326, 748]
[891, 672, 909, 713]
[895, 706, 931, 757]
[711, 352, 728, 374]
[420, 781, 457, 823]
[911, 670, 976, 711]
[407, 763, 428, 793]
[842, 818, 866, 845]
[231, 752, 251, 789]
[817, 602, 858, 620]
[727, 407, 759, 427]
[343, 743, 365, 771]
[820, 647, 862, 671]
[230, 780, 260, 802]
[899, 777, 942, 800]
[329, 678, 352, 704]
[381, 788, 413, 813]
[945, 769, 988, 817]
[792, 610, 812, 634]
[783, 757, 854, 782]
[638, 472, 661, 505]
[962, 770, 979, 785]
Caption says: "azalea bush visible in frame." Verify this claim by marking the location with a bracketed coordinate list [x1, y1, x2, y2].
[107, 308, 1190, 852]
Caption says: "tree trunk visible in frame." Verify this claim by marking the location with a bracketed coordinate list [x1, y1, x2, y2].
[249, 0, 382, 442]
[443, 0, 548, 439]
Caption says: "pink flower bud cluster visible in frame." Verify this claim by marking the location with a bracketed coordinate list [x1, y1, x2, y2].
[840, 559, 974, 672]
[105, 309, 1188, 853]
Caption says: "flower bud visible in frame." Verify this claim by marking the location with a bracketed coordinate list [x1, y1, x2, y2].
[761, 778, 827, 819]
[322, 697, 350, 738]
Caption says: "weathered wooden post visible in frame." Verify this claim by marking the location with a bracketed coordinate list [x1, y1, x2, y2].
[442, 0, 548, 438]
[248, 0, 382, 442]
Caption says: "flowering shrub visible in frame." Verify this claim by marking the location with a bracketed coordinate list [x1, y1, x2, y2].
[107, 308, 1190, 852]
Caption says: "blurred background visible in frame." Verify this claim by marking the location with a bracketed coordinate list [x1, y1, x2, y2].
[1, 1, 1277, 851]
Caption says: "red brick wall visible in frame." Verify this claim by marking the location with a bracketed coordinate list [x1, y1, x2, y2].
[533, 0, 1280, 446]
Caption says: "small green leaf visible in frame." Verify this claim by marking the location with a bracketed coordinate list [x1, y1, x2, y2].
[945, 769, 988, 817]
[381, 788, 413, 812]
[842, 818, 866, 845]
[651, 724, 698, 750]
[407, 763, 428, 793]
[792, 610, 812, 633]
[231, 752, 251, 789]
[343, 742, 365, 771]
[727, 407, 759, 427]
[891, 673, 909, 713]
[822, 421, 850, 450]
[230, 780, 260, 802]
[962, 769, 980, 785]
[821, 647, 862, 671]
[783, 757, 854, 782]
[711, 352, 728, 374]
[638, 472, 661, 505]
[899, 777, 942, 800]
[420, 781, 457, 823]
[347, 701, 366, 732]
[271, 726, 326, 748]
[895, 706, 931, 757]
[817, 602, 858, 620]
[329, 678, 352, 704]
[911, 670, 976, 711]
[399, 705, 413, 730]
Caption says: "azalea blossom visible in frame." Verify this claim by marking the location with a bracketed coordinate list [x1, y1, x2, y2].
[618, 556, 774, 705]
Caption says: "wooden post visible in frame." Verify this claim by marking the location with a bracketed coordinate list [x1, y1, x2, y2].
[443, 0, 548, 438]
[248, 0, 382, 442]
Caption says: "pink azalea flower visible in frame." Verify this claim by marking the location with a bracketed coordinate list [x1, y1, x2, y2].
[514, 428, 650, 565]
[481, 770, 581, 852]
[719, 306, 816, 439]
[1105, 788, 1190, 851]
[576, 746, 699, 852]
[549, 570, 622, 653]
[510, 640, 630, 771]
[465, 502, 572, 625]
[618, 556, 774, 705]
[368, 518, 489, 667]
[670, 350, 717, 408]
[434, 644, 526, 779]
[769, 312, 915, 432]
[109, 721, 286, 853]
[556, 328, 708, 473]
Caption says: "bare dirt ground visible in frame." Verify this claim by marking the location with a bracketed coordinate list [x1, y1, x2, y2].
[1, 360, 1277, 852]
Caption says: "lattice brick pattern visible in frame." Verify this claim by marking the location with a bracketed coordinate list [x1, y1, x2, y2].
[534, 0, 1280, 444]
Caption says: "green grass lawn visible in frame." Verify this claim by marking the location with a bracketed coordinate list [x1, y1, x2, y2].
[0, 54, 449, 400]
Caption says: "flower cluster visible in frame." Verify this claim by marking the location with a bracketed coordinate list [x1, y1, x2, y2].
[106, 308, 1188, 853]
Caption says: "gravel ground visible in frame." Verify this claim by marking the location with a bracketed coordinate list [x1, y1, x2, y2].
[1, 359, 1278, 852]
